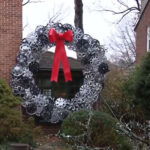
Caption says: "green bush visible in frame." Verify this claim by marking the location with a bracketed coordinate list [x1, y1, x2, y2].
[0, 79, 21, 107]
[61, 111, 133, 150]
[124, 52, 150, 120]
[0, 142, 10, 150]
[100, 64, 133, 119]
[101, 63, 146, 125]
[0, 78, 41, 146]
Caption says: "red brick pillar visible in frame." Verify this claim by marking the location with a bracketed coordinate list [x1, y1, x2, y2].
[0, 0, 22, 83]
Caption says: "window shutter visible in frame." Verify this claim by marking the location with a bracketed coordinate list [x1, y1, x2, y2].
[147, 26, 150, 51]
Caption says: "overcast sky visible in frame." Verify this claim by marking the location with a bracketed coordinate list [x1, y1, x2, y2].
[23, 0, 135, 59]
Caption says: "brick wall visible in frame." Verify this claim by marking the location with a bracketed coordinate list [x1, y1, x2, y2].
[0, 0, 22, 83]
[135, 1, 150, 64]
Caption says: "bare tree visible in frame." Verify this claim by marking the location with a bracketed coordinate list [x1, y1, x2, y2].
[92, 0, 141, 68]
[74, 0, 84, 32]
[108, 23, 136, 69]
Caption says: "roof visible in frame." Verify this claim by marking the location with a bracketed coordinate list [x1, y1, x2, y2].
[135, 0, 150, 30]
[39, 51, 83, 71]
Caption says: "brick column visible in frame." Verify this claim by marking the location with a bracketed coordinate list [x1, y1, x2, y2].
[0, 0, 22, 83]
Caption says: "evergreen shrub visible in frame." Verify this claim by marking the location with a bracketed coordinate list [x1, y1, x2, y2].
[61, 111, 133, 150]
[0, 78, 41, 146]
[124, 52, 150, 119]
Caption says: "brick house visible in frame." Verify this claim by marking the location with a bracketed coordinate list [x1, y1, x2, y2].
[135, 0, 150, 63]
[0, 0, 22, 82]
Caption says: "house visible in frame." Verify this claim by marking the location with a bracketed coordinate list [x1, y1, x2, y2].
[135, 0, 150, 63]
[0, 0, 22, 82]
[36, 51, 83, 99]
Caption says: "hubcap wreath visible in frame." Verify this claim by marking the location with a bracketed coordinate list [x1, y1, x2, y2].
[11, 22, 108, 123]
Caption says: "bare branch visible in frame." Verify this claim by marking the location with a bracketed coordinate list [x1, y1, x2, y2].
[95, 0, 141, 23]
[22, 0, 44, 6]
[117, 0, 129, 8]
[23, 23, 28, 31]
[101, 95, 149, 145]
[135, 0, 141, 11]
[108, 22, 136, 69]
[48, 4, 68, 23]
[22, 0, 30, 6]
[97, 6, 139, 15]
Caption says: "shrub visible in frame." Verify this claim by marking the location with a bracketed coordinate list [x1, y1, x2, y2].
[0, 78, 41, 146]
[100, 63, 145, 126]
[0, 79, 20, 107]
[100, 61, 149, 147]
[100, 63, 133, 119]
[124, 52, 150, 120]
[61, 111, 133, 150]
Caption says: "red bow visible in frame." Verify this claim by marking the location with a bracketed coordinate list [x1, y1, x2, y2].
[48, 28, 73, 82]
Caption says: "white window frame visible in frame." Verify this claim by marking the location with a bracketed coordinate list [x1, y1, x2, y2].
[147, 26, 150, 52]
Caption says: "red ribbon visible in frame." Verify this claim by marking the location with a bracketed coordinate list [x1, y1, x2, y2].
[48, 28, 73, 82]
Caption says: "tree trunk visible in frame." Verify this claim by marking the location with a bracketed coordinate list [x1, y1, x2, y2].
[74, 0, 84, 32]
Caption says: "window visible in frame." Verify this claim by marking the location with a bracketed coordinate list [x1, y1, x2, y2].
[36, 70, 83, 99]
[147, 26, 150, 51]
